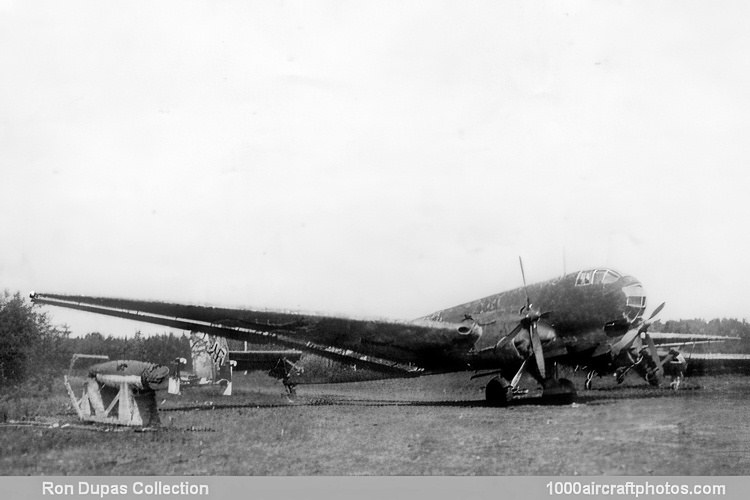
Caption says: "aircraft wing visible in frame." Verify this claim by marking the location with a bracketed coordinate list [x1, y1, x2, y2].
[31, 293, 481, 376]
[655, 341, 737, 349]
[683, 353, 750, 376]
[649, 332, 739, 345]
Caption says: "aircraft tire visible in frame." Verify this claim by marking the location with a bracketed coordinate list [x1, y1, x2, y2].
[542, 378, 577, 405]
[645, 372, 660, 387]
[485, 377, 513, 407]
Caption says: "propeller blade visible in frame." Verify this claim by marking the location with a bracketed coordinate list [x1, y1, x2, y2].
[645, 333, 662, 378]
[516, 257, 546, 379]
[612, 328, 641, 356]
[655, 349, 677, 371]
[613, 302, 666, 356]
[647, 302, 666, 322]
[641, 302, 665, 378]
[529, 320, 546, 379]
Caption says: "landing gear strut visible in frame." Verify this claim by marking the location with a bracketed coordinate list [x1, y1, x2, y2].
[485, 375, 577, 406]
[584, 370, 596, 390]
[615, 354, 643, 384]
[284, 381, 297, 400]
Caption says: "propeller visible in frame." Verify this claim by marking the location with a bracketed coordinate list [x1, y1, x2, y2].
[611, 302, 666, 385]
[612, 301, 665, 356]
[643, 303, 666, 379]
[652, 347, 682, 374]
[644, 333, 662, 379]
[518, 257, 547, 379]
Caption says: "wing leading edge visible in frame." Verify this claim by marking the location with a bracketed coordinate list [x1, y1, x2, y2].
[30, 293, 481, 376]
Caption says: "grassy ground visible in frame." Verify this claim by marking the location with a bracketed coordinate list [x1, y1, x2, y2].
[1, 369, 749, 475]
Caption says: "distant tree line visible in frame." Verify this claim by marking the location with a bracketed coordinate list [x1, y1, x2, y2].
[68, 331, 190, 367]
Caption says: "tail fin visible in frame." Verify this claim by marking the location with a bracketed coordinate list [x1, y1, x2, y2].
[188, 332, 233, 395]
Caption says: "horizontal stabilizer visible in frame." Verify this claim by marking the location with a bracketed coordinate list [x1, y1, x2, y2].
[229, 350, 302, 372]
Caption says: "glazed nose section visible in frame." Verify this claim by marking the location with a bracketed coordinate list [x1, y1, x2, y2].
[620, 276, 647, 322]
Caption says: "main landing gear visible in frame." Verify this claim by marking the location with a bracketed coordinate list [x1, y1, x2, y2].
[540, 378, 577, 405]
[485, 377, 514, 407]
[283, 381, 297, 401]
[585, 370, 596, 390]
[485, 361, 577, 407]
[485, 375, 577, 406]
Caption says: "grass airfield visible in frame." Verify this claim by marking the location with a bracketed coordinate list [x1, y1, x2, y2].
[1, 369, 749, 476]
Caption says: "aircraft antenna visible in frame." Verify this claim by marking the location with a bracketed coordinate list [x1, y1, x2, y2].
[519, 256, 530, 310]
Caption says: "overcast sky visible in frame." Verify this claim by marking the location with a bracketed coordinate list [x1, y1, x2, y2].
[2, 1, 749, 337]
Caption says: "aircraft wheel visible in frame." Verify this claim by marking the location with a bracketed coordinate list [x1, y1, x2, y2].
[558, 378, 576, 395]
[485, 377, 513, 407]
[542, 378, 577, 405]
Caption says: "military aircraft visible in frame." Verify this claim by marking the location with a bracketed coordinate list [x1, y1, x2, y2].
[28, 262, 723, 406]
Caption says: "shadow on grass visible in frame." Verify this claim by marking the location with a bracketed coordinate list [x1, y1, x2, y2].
[159, 383, 702, 412]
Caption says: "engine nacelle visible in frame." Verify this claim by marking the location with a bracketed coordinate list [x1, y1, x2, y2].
[508, 322, 557, 362]
[471, 321, 558, 378]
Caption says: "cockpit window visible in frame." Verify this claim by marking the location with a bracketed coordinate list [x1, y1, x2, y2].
[624, 285, 646, 308]
[576, 270, 594, 286]
[602, 270, 620, 284]
[627, 295, 646, 307]
[576, 269, 621, 286]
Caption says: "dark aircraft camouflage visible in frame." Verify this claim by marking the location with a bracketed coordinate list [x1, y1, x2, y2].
[30, 262, 733, 406]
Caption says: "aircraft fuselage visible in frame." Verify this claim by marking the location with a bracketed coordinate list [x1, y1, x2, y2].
[421, 269, 647, 376]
